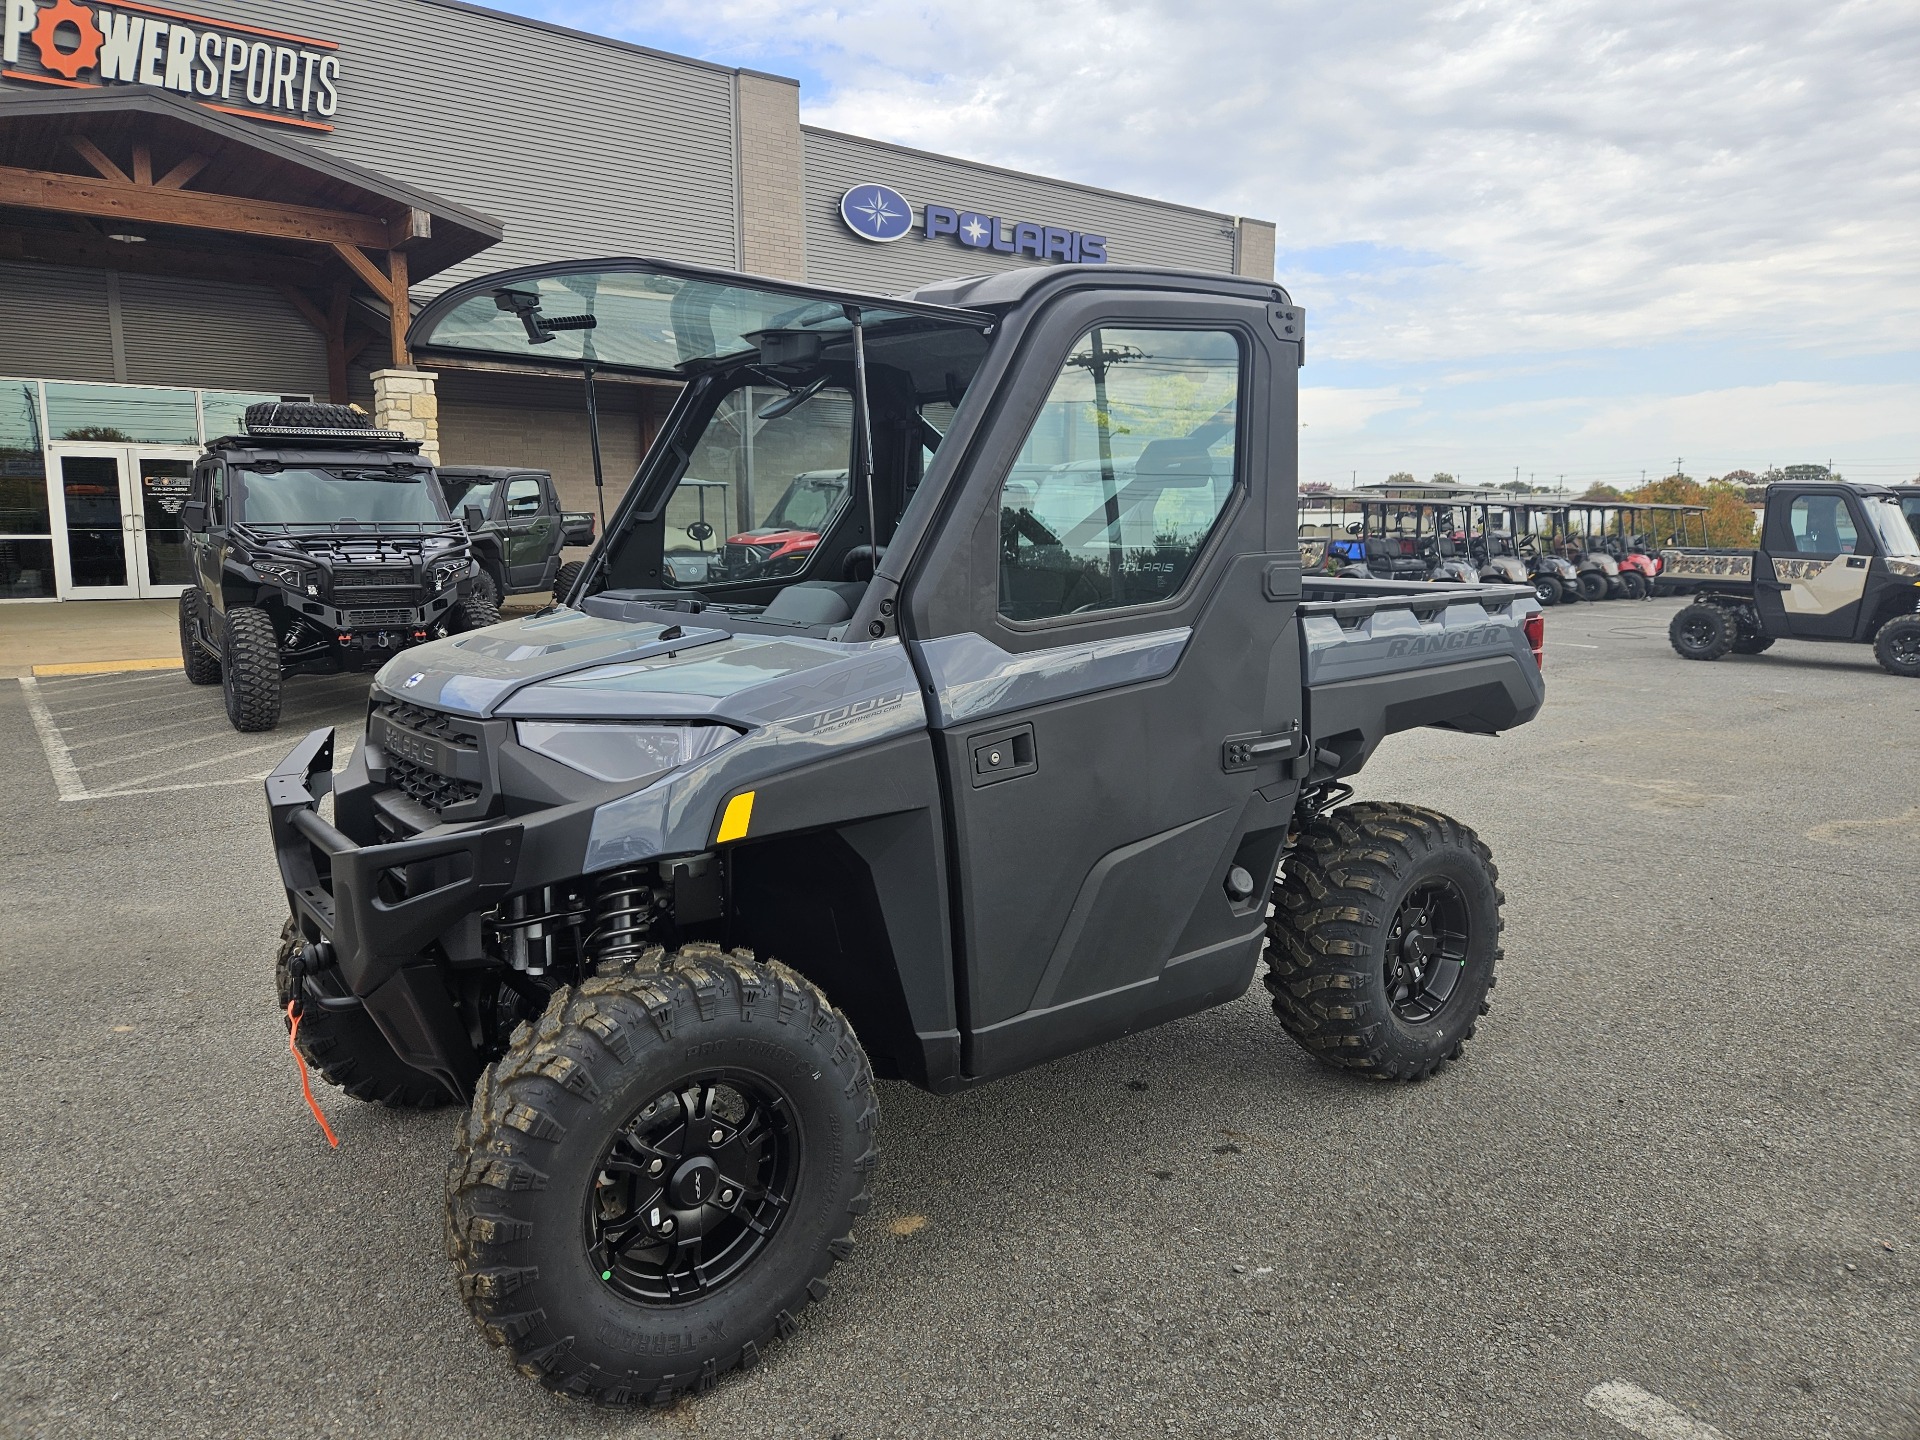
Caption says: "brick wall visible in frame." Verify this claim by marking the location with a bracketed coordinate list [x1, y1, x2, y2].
[737, 73, 806, 280]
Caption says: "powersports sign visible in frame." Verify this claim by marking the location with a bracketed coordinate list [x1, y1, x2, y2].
[840, 182, 1109, 264]
[2, 0, 342, 131]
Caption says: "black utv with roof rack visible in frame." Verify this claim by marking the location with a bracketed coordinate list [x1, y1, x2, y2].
[178, 402, 498, 732]
[265, 258, 1547, 1407]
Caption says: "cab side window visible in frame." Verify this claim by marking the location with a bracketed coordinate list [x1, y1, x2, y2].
[506, 478, 544, 518]
[997, 327, 1241, 623]
[209, 464, 226, 527]
[1788, 495, 1859, 554]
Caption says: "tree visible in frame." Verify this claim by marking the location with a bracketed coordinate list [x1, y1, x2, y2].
[1430, 472, 1455, 486]
[1578, 483, 1624, 502]
[1301, 481, 1332, 494]
[1498, 480, 1531, 493]
[1625, 474, 1756, 547]
[1386, 471, 1415, 485]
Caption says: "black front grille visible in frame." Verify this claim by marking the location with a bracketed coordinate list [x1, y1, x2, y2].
[333, 565, 413, 588]
[385, 755, 482, 813]
[378, 701, 480, 749]
[346, 608, 416, 626]
[335, 586, 420, 608]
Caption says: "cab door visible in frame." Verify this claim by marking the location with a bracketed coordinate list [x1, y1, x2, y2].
[503, 475, 556, 587]
[1760, 489, 1874, 639]
[903, 287, 1304, 1081]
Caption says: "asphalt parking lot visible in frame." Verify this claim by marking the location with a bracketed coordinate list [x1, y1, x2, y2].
[1, 598, 1915, 1440]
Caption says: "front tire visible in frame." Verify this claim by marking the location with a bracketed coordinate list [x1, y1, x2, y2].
[1669, 602, 1735, 661]
[1619, 571, 1648, 601]
[446, 948, 878, 1406]
[179, 591, 220, 685]
[449, 585, 500, 633]
[220, 605, 282, 731]
[1531, 574, 1563, 607]
[275, 920, 450, 1109]
[1873, 615, 1920, 677]
[1576, 570, 1609, 602]
[1265, 802, 1502, 1082]
[552, 560, 585, 606]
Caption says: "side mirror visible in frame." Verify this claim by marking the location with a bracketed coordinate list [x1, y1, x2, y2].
[182, 500, 208, 532]
[463, 504, 486, 532]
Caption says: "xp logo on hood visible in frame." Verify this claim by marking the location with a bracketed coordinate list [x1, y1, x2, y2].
[840, 183, 913, 243]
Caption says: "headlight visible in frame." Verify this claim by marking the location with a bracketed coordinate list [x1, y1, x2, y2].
[1887, 557, 1920, 580]
[430, 559, 470, 589]
[253, 560, 304, 587]
[515, 721, 738, 783]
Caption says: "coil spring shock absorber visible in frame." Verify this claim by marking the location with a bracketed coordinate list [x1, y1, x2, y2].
[591, 865, 654, 969]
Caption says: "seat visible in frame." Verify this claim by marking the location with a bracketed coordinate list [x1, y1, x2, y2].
[760, 580, 867, 625]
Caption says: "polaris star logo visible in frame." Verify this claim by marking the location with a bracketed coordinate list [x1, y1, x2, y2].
[403, 672, 425, 688]
[839, 183, 913, 243]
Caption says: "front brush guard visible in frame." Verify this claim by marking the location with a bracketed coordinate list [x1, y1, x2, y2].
[268, 727, 523, 1098]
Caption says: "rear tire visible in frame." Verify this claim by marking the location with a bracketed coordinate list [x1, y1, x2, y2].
[1669, 602, 1735, 661]
[1619, 571, 1648, 601]
[1873, 615, 1920, 677]
[1265, 802, 1502, 1082]
[447, 948, 877, 1406]
[276, 920, 450, 1109]
[220, 605, 282, 731]
[553, 560, 585, 606]
[1576, 571, 1608, 602]
[179, 591, 220, 685]
[1531, 574, 1563, 606]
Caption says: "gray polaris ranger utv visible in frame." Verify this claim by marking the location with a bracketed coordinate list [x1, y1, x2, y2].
[267, 258, 1547, 1406]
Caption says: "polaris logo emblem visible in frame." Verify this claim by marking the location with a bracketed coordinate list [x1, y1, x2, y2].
[840, 184, 913, 243]
[403, 672, 426, 688]
[1384, 626, 1505, 657]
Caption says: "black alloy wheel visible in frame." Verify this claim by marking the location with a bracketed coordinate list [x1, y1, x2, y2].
[589, 1074, 797, 1304]
[1669, 602, 1734, 661]
[1874, 615, 1920, 678]
[1383, 878, 1470, 1024]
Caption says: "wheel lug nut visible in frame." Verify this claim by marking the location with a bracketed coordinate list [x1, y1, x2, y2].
[720, 1189, 735, 1205]
[710, 1128, 724, 1144]
[660, 1217, 675, 1235]
[648, 1158, 663, 1175]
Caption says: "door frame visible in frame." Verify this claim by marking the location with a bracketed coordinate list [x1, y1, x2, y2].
[47, 443, 200, 600]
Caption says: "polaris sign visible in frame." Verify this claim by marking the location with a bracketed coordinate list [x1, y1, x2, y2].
[840, 183, 1108, 264]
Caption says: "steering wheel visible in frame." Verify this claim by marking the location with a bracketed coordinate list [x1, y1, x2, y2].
[686, 521, 713, 543]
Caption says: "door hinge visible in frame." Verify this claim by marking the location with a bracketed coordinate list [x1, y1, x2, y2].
[1222, 722, 1300, 772]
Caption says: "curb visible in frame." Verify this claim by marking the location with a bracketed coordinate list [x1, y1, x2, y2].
[29, 658, 182, 677]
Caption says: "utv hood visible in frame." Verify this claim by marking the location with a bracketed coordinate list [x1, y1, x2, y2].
[373, 608, 923, 729]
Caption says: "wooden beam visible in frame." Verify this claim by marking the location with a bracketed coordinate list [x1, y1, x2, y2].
[390, 207, 431, 248]
[131, 144, 152, 187]
[0, 163, 391, 249]
[0, 223, 324, 288]
[330, 241, 392, 296]
[327, 280, 350, 403]
[154, 153, 210, 191]
[276, 284, 330, 337]
[387, 247, 410, 369]
[68, 137, 129, 185]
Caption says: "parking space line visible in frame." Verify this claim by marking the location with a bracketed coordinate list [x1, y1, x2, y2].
[1584, 1380, 1730, 1439]
[18, 677, 87, 802]
[89, 738, 294, 794]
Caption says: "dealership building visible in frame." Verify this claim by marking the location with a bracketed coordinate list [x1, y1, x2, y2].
[0, 0, 1275, 604]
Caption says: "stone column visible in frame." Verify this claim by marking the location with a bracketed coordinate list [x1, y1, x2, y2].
[1233, 218, 1277, 280]
[370, 368, 440, 464]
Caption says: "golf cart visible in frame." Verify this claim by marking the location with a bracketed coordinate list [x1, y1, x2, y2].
[266, 257, 1546, 1405]
[1327, 491, 1480, 583]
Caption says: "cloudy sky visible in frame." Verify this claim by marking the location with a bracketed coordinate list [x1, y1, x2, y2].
[498, 0, 1918, 489]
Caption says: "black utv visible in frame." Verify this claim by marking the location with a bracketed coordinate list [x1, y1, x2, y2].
[438, 465, 596, 607]
[267, 259, 1546, 1407]
[178, 404, 498, 732]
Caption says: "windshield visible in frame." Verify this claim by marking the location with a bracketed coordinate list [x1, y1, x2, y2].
[442, 477, 499, 517]
[233, 467, 449, 527]
[1866, 495, 1920, 557]
[763, 471, 849, 530]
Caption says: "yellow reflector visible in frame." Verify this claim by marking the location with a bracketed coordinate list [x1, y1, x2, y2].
[716, 790, 755, 843]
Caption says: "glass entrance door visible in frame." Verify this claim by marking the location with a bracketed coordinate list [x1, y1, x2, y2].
[50, 446, 199, 599]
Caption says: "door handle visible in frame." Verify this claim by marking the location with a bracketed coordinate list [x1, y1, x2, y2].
[969, 723, 1036, 787]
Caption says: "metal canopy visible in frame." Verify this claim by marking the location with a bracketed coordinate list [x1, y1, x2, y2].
[409, 257, 997, 379]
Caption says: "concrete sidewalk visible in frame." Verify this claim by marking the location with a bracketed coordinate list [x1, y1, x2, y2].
[0, 599, 180, 679]
[0, 595, 551, 678]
